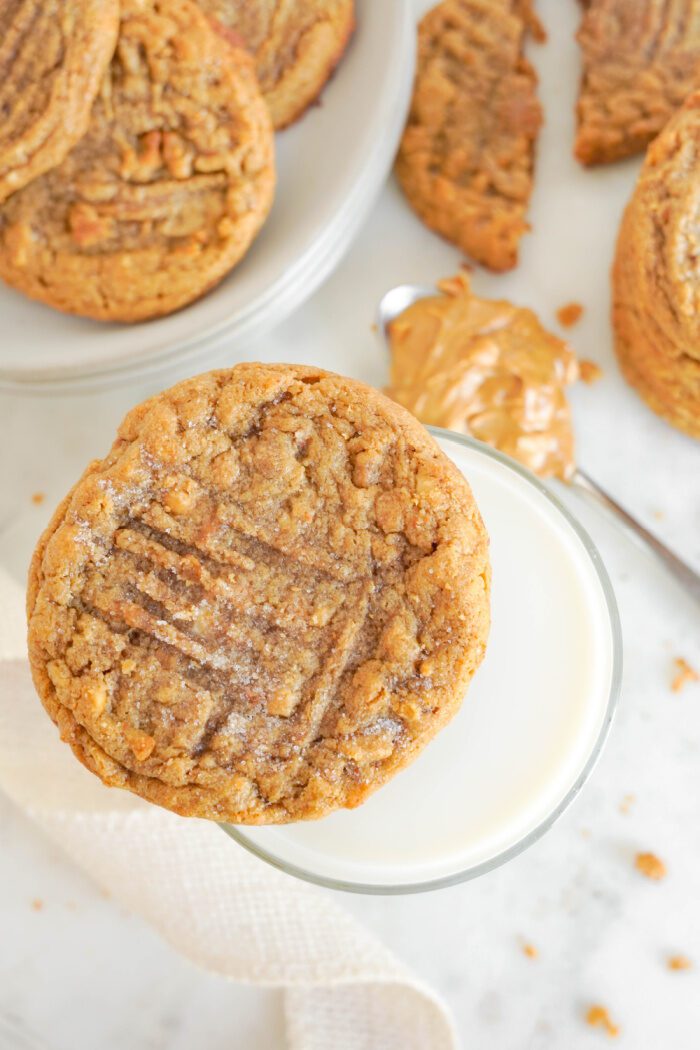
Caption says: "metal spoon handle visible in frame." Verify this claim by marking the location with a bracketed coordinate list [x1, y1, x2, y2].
[571, 468, 700, 606]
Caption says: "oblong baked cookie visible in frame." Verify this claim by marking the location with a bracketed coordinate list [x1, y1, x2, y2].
[612, 92, 700, 438]
[27, 364, 491, 824]
[395, 0, 543, 272]
[575, 0, 700, 166]
[0, 0, 275, 323]
[0, 0, 119, 203]
[199, 0, 355, 130]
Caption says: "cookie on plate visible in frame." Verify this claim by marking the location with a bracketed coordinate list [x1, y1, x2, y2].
[0, 0, 275, 323]
[199, 0, 355, 130]
[0, 0, 119, 203]
[395, 0, 543, 272]
[612, 92, 700, 438]
[575, 0, 700, 166]
[27, 364, 490, 824]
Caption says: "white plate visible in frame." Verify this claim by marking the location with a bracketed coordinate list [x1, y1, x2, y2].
[0, 0, 414, 392]
[224, 432, 621, 894]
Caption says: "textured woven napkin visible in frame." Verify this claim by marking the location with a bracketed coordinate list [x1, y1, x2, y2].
[0, 568, 456, 1050]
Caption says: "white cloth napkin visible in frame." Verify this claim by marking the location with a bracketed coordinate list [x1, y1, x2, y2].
[0, 568, 456, 1050]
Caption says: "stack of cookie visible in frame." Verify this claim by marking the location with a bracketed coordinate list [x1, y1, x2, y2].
[0, 0, 353, 323]
[612, 92, 700, 439]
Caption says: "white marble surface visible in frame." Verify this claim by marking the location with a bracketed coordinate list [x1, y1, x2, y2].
[1, 0, 699, 1046]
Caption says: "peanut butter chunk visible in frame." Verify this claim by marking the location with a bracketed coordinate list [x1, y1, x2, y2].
[386, 274, 578, 480]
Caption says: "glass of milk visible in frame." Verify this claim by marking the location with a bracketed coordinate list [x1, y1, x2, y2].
[222, 430, 622, 893]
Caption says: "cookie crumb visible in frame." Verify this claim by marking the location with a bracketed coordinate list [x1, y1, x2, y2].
[522, 943, 538, 959]
[671, 657, 699, 693]
[459, 260, 474, 273]
[31, 492, 45, 506]
[370, 322, 378, 333]
[579, 359, 603, 384]
[635, 852, 667, 880]
[619, 793, 635, 814]
[652, 509, 665, 521]
[668, 955, 692, 971]
[556, 302, 584, 328]
[31, 898, 43, 911]
[586, 1005, 619, 1037]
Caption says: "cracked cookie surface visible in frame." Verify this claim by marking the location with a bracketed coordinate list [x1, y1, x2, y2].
[612, 92, 700, 438]
[0, 0, 119, 203]
[395, 0, 543, 272]
[575, 0, 700, 166]
[0, 0, 275, 322]
[27, 364, 491, 824]
[198, 0, 355, 129]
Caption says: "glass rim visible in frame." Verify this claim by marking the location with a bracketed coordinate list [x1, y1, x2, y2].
[221, 428, 623, 895]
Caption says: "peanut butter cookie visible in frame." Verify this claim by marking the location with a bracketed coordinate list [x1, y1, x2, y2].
[0, 1, 119, 203]
[612, 92, 700, 438]
[27, 364, 490, 824]
[199, 0, 355, 130]
[0, 0, 274, 323]
[575, 0, 700, 166]
[395, 0, 543, 272]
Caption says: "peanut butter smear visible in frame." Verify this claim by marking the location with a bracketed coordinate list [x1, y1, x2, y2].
[386, 274, 579, 480]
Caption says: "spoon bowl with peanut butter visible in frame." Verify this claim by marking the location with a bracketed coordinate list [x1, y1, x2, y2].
[378, 277, 700, 606]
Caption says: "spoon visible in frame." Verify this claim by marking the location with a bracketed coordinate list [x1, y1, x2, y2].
[378, 284, 700, 607]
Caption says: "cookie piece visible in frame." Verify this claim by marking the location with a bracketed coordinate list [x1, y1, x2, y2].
[395, 0, 543, 272]
[575, 0, 700, 166]
[612, 92, 700, 438]
[200, 0, 355, 129]
[386, 274, 578, 480]
[0, 0, 274, 323]
[27, 364, 490, 824]
[0, 1, 119, 203]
